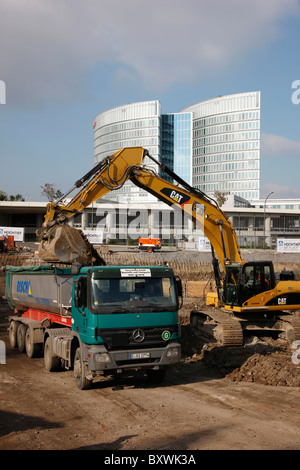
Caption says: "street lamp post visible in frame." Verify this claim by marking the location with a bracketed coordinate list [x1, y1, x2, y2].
[263, 191, 274, 249]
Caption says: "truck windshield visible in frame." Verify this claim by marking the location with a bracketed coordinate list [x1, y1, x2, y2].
[90, 277, 178, 314]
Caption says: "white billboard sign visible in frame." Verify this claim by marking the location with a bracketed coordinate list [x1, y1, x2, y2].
[198, 236, 211, 252]
[0, 226, 24, 242]
[277, 238, 300, 253]
[83, 230, 103, 244]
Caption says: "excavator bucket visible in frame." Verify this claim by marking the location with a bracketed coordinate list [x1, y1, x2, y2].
[38, 225, 92, 264]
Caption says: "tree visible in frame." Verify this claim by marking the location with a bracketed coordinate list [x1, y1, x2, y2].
[0, 190, 7, 201]
[41, 183, 63, 202]
[0, 191, 25, 201]
[8, 194, 25, 201]
[213, 190, 228, 207]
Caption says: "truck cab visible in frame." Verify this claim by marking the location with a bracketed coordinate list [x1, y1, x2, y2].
[71, 265, 181, 388]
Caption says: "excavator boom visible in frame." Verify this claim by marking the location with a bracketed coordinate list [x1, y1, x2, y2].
[129, 156, 243, 269]
[37, 147, 147, 264]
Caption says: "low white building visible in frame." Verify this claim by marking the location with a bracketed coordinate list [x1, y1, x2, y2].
[1, 195, 300, 250]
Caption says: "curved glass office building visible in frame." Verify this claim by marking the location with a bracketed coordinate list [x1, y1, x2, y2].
[93, 100, 161, 202]
[93, 92, 260, 203]
[181, 91, 260, 200]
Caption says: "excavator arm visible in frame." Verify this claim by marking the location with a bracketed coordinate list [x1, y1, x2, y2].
[129, 156, 243, 270]
[37, 147, 243, 269]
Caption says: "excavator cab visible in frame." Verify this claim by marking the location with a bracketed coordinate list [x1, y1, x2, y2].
[223, 261, 276, 307]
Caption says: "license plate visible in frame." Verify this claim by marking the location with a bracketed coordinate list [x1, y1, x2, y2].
[130, 352, 150, 359]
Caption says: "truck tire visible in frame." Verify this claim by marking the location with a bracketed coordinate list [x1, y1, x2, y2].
[44, 336, 60, 371]
[25, 327, 41, 358]
[17, 323, 26, 353]
[74, 347, 92, 390]
[8, 321, 18, 348]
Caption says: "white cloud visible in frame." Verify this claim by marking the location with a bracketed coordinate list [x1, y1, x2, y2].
[0, 0, 298, 106]
[261, 182, 300, 199]
[261, 132, 300, 157]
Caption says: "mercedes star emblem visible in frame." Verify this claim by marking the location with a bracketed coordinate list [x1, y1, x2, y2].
[132, 329, 145, 343]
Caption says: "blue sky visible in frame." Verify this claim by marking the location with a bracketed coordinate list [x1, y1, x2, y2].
[0, 0, 300, 201]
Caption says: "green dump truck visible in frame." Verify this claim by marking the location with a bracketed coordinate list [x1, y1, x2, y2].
[4, 264, 182, 389]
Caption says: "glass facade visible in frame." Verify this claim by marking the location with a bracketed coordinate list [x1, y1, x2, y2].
[161, 113, 192, 184]
[93, 101, 161, 202]
[94, 92, 261, 203]
[161, 114, 174, 181]
[181, 91, 260, 200]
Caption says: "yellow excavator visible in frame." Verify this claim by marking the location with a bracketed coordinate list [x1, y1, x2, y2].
[37, 147, 300, 346]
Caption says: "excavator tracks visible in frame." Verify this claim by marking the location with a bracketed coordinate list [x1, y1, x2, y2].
[190, 309, 300, 347]
[190, 309, 244, 347]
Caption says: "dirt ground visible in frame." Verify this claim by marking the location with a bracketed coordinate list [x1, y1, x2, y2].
[0, 248, 300, 451]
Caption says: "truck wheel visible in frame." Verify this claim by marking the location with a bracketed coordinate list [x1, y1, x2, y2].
[25, 327, 41, 358]
[44, 337, 60, 371]
[17, 323, 26, 353]
[74, 347, 92, 390]
[8, 321, 18, 348]
[146, 369, 166, 384]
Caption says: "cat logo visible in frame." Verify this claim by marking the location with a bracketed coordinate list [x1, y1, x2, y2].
[160, 187, 190, 205]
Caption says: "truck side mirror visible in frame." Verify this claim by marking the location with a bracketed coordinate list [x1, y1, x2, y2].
[175, 276, 183, 297]
[74, 276, 87, 310]
[175, 276, 183, 308]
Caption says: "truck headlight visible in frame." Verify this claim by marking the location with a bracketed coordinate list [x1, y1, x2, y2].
[166, 346, 180, 358]
[94, 352, 111, 363]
